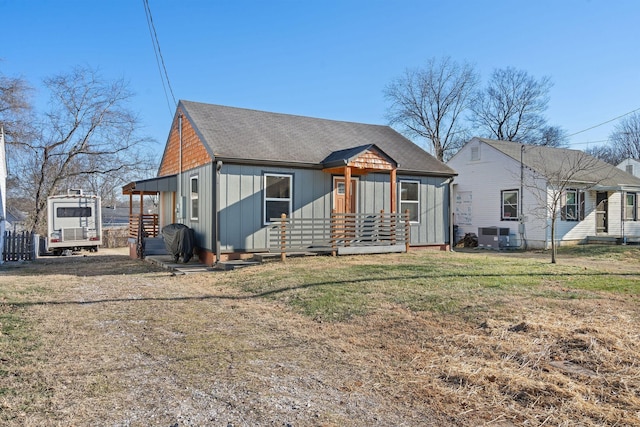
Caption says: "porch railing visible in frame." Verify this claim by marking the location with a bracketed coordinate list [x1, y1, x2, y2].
[269, 210, 410, 260]
[128, 214, 159, 239]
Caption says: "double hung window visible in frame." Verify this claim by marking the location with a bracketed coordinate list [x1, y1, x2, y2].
[501, 190, 519, 221]
[264, 173, 292, 224]
[399, 181, 420, 223]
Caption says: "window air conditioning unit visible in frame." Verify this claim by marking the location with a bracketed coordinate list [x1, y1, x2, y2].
[478, 227, 510, 249]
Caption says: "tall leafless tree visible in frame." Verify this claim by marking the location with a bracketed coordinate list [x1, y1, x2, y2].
[470, 67, 559, 145]
[0, 68, 33, 142]
[384, 56, 479, 161]
[6, 66, 154, 233]
[609, 112, 640, 160]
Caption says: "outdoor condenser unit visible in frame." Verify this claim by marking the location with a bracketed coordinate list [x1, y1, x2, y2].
[477, 227, 510, 249]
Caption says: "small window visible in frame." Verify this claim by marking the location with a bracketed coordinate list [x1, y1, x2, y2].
[56, 207, 92, 218]
[626, 164, 634, 175]
[625, 192, 637, 221]
[190, 176, 199, 220]
[399, 181, 420, 223]
[264, 173, 292, 224]
[561, 189, 585, 221]
[501, 190, 519, 221]
[471, 146, 480, 161]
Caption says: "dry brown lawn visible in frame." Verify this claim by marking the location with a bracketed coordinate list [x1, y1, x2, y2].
[0, 247, 639, 426]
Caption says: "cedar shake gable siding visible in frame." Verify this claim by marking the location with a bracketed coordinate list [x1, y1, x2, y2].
[158, 109, 213, 176]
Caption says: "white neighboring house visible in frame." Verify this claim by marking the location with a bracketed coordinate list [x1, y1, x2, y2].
[617, 158, 640, 178]
[447, 137, 640, 249]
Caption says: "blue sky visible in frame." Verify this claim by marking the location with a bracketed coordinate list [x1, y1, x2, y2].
[2, 0, 639, 158]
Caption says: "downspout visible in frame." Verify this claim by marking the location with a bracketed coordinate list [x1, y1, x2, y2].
[448, 177, 455, 251]
[215, 160, 222, 263]
[177, 113, 183, 223]
[519, 145, 527, 249]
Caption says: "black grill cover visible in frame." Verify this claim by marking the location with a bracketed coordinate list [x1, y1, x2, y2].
[162, 223, 195, 263]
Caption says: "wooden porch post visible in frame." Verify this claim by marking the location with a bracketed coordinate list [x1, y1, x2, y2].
[390, 168, 397, 213]
[344, 166, 352, 214]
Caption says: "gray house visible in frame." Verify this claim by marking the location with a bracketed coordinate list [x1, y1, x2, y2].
[124, 101, 456, 264]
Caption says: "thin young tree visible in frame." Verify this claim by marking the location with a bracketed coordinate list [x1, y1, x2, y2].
[384, 56, 478, 161]
[522, 146, 612, 263]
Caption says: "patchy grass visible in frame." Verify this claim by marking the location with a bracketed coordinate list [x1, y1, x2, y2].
[0, 246, 638, 426]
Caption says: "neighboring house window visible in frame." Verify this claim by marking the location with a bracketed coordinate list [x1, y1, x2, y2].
[501, 190, 519, 221]
[625, 192, 637, 221]
[471, 146, 480, 161]
[626, 164, 634, 175]
[399, 181, 420, 223]
[264, 173, 292, 224]
[190, 176, 199, 220]
[561, 189, 585, 221]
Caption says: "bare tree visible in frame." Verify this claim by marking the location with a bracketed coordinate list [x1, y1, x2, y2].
[584, 144, 626, 165]
[609, 112, 640, 160]
[0, 68, 33, 142]
[523, 146, 612, 263]
[384, 56, 478, 161]
[7, 66, 154, 233]
[470, 67, 554, 144]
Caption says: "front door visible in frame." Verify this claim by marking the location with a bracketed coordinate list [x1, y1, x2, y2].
[333, 177, 357, 213]
[596, 191, 608, 234]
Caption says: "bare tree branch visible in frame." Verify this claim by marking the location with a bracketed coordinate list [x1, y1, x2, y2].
[384, 56, 478, 161]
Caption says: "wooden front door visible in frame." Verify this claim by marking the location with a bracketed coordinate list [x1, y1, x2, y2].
[333, 177, 357, 214]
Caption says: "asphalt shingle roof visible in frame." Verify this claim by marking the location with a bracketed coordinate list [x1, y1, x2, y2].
[180, 100, 455, 176]
[478, 137, 640, 190]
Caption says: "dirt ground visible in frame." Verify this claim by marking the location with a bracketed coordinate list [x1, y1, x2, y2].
[0, 248, 639, 426]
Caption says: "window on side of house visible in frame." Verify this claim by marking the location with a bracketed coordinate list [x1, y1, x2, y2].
[399, 180, 420, 223]
[264, 173, 292, 224]
[501, 189, 519, 221]
[625, 192, 637, 221]
[190, 176, 199, 220]
[561, 189, 585, 221]
[470, 146, 480, 161]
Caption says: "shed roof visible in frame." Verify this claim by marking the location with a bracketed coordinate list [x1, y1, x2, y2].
[180, 100, 455, 177]
[477, 137, 640, 190]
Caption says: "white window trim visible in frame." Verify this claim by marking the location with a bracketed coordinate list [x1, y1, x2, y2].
[263, 173, 293, 225]
[625, 192, 637, 221]
[501, 189, 519, 221]
[399, 180, 420, 224]
[563, 188, 581, 222]
[190, 175, 199, 221]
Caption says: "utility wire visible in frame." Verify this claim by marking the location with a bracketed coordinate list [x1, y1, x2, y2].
[568, 107, 640, 137]
[143, 0, 177, 117]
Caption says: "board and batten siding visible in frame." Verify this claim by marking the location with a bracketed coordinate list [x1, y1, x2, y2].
[218, 164, 332, 252]
[175, 163, 215, 252]
[358, 173, 450, 246]
[168, 164, 451, 253]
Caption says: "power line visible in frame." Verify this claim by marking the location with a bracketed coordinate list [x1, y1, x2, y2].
[568, 107, 640, 137]
[143, 0, 177, 117]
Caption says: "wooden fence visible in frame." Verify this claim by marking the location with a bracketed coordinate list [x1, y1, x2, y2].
[3, 230, 37, 262]
[269, 211, 410, 260]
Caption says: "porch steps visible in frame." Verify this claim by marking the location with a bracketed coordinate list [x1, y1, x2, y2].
[253, 251, 323, 263]
[144, 237, 169, 255]
[585, 235, 640, 245]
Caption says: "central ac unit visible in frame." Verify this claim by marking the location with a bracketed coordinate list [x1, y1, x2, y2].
[477, 227, 510, 249]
